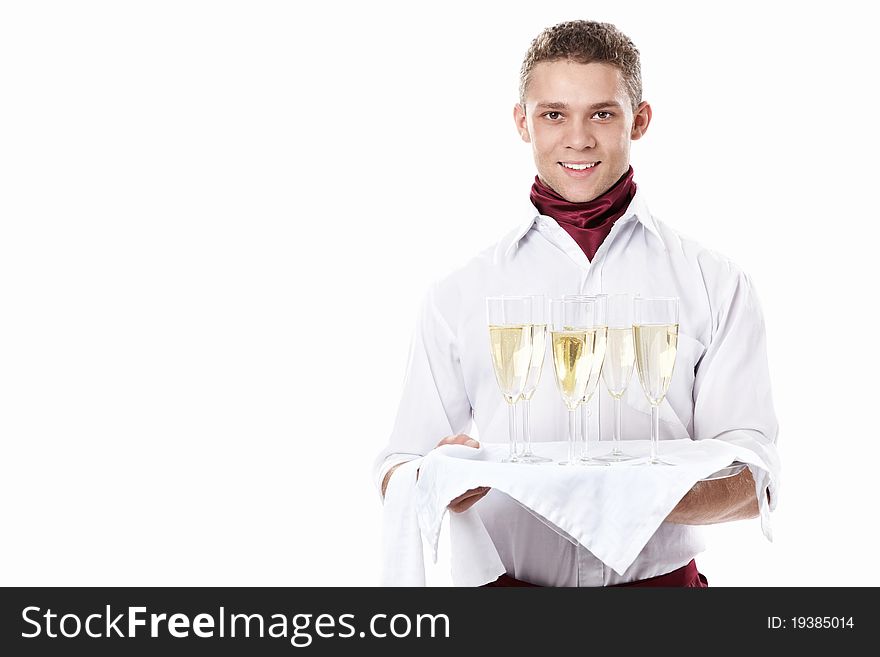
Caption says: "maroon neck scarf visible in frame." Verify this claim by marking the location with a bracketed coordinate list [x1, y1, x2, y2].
[529, 166, 637, 261]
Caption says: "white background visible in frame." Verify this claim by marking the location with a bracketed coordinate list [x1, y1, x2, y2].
[1, 0, 877, 586]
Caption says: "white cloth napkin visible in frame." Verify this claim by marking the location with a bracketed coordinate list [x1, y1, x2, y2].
[415, 439, 774, 580]
[380, 459, 425, 586]
[381, 457, 506, 586]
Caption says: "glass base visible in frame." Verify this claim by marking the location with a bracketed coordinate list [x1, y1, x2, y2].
[592, 450, 639, 463]
[518, 452, 552, 464]
[501, 455, 521, 464]
[636, 457, 675, 466]
[577, 456, 610, 466]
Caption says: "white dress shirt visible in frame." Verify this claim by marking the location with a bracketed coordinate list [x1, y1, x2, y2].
[374, 189, 780, 586]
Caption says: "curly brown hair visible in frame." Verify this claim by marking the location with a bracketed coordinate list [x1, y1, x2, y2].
[519, 20, 642, 112]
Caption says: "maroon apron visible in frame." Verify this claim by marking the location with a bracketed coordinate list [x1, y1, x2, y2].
[482, 559, 708, 588]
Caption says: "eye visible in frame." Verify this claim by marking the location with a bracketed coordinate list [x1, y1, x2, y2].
[593, 111, 613, 120]
[543, 111, 563, 121]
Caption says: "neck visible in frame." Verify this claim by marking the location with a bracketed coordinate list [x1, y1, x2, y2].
[529, 166, 637, 260]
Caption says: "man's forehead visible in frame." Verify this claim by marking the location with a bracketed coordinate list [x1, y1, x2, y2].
[525, 60, 627, 106]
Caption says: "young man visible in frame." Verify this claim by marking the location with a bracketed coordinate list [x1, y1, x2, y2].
[374, 20, 779, 586]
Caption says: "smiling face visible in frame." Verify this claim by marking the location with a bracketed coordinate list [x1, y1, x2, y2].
[514, 59, 651, 203]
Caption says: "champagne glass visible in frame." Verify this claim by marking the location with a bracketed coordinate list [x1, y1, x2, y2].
[550, 297, 595, 465]
[487, 296, 533, 463]
[563, 294, 608, 465]
[633, 296, 679, 466]
[518, 295, 551, 463]
[597, 293, 638, 462]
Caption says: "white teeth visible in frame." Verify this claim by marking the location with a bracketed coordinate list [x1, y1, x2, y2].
[560, 162, 597, 170]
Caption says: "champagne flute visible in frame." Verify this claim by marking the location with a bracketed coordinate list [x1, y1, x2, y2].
[633, 296, 679, 466]
[487, 296, 533, 463]
[518, 295, 551, 463]
[563, 294, 607, 465]
[550, 297, 595, 466]
[597, 293, 638, 462]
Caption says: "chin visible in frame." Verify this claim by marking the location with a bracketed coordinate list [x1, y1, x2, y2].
[567, 191, 597, 203]
[559, 186, 599, 204]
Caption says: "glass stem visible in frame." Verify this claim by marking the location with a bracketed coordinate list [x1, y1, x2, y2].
[613, 396, 622, 454]
[508, 401, 518, 461]
[581, 402, 589, 459]
[522, 398, 532, 456]
[650, 404, 659, 463]
[568, 408, 576, 464]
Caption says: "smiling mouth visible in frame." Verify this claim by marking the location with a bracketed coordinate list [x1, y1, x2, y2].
[559, 161, 600, 170]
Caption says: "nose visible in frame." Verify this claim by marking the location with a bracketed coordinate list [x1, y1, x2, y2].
[564, 117, 597, 150]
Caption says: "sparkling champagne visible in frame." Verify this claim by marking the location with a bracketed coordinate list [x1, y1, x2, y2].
[488, 324, 533, 403]
[602, 327, 635, 399]
[551, 330, 592, 410]
[521, 324, 547, 401]
[633, 324, 679, 406]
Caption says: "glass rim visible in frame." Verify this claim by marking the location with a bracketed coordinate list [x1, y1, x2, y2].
[550, 296, 598, 303]
[633, 295, 679, 301]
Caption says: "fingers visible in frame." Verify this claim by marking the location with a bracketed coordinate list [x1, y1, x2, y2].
[435, 433, 480, 449]
[448, 486, 491, 513]
[422, 434, 480, 482]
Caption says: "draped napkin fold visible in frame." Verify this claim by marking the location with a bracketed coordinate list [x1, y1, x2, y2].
[381, 457, 506, 586]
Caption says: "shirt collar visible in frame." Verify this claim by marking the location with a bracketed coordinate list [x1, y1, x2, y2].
[503, 187, 663, 258]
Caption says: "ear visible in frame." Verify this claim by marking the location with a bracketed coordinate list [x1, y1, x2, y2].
[631, 101, 652, 140]
[513, 103, 531, 143]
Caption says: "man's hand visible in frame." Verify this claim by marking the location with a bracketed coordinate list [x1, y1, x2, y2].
[448, 486, 491, 513]
[665, 468, 760, 525]
[434, 434, 490, 513]
[380, 433, 491, 513]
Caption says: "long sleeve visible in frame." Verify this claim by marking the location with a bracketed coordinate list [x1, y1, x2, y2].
[692, 266, 781, 536]
[373, 281, 474, 497]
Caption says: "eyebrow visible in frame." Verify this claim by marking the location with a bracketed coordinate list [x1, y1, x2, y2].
[535, 101, 623, 111]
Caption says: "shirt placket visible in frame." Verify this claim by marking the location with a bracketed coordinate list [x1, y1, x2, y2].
[576, 545, 604, 586]
[540, 214, 639, 587]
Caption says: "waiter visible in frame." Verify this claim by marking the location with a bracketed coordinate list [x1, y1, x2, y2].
[374, 19, 780, 587]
